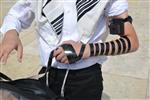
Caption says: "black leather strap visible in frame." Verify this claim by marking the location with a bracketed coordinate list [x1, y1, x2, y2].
[61, 44, 79, 64]
[110, 41, 115, 55]
[105, 42, 110, 55]
[100, 43, 104, 55]
[116, 40, 122, 54]
[121, 36, 131, 52]
[123, 16, 132, 24]
[47, 50, 54, 70]
[38, 67, 47, 74]
[78, 44, 86, 59]
[120, 38, 127, 53]
[61, 44, 86, 64]
[46, 43, 86, 65]
[95, 43, 99, 56]
[89, 44, 95, 56]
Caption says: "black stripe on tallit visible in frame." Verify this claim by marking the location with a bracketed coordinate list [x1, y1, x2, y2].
[51, 13, 64, 35]
[76, 0, 99, 21]
[42, 0, 52, 17]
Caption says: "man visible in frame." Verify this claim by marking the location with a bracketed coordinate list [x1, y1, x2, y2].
[0, 0, 139, 100]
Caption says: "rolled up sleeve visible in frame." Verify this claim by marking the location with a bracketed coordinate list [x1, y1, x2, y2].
[105, 0, 128, 17]
[0, 0, 35, 35]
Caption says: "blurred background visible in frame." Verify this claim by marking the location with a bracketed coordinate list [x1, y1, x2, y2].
[0, 0, 150, 100]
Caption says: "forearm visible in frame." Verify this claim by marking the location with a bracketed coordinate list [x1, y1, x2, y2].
[89, 15, 139, 57]
[89, 35, 137, 57]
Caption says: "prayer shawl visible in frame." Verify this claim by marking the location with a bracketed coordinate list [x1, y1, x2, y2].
[34, 0, 109, 43]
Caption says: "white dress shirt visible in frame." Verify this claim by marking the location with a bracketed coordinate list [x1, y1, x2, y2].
[0, 0, 128, 69]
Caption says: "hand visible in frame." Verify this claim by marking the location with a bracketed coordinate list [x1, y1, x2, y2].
[0, 29, 23, 64]
[53, 40, 90, 64]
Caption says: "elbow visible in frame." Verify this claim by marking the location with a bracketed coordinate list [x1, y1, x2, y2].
[132, 43, 139, 52]
[131, 39, 139, 52]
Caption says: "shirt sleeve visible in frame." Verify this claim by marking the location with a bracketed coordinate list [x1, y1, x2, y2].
[105, 0, 128, 17]
[0, 0, 35, 35]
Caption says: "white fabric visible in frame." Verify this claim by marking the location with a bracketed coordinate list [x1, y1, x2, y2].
[0, 0, 128, 70]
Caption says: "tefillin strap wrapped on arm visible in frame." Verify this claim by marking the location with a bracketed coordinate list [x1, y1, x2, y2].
[60, 16, 133, 62]
[89, 16, 133, 56]
[89, 36, 131, 56]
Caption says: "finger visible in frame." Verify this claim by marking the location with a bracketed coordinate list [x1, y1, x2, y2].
[0, 49, 3, 60]
[60, 56, 68, 63]
[64, 60, 69, 64]
[0, 45, 3, 60]
[53, 47, 63, 57]
[56, 51, 65, 61]
[17, 43, 23, 63]
[1, 52, 9, 64]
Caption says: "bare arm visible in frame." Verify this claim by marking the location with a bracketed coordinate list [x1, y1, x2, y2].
[86, 11, 139, 57]
[111, 11, 139, 52]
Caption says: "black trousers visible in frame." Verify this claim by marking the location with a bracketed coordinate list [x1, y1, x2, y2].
[48, 63, 103, 100]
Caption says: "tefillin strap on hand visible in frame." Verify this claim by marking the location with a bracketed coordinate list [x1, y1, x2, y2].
[61, 44, 86, 64]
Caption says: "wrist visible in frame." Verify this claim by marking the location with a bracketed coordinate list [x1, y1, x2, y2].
[82, 44, 90, 59]
[3, 29, 20, 44]
[4, 29, 19, 40]
[5, 29, 19, 36]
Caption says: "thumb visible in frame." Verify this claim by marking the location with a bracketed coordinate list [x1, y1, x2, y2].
[17, 43, 23, 63]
